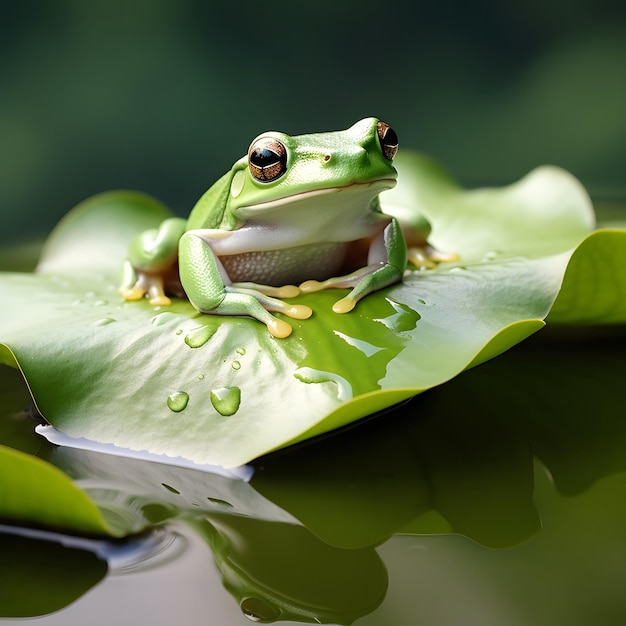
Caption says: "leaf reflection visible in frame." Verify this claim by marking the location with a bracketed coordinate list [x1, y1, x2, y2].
[0, 326, 625, 623]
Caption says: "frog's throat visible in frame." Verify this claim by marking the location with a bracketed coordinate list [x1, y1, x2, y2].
[236, 177, 396, 218]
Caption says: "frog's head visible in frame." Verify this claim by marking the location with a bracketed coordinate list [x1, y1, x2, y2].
[222, 117, 399, 227]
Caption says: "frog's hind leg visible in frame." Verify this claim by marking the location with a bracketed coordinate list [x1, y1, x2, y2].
[119, 217, 186, 306]
[120, 261, 172, 306]
[407, 244, 459, 270]
[401, 215, 459, 269]
[180, 232, 311, 339]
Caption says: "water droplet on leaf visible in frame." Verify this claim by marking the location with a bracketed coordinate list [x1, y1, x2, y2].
[94, 317, 116, 326]
[482, 250, 502, 261]
[293, 368, 352, 401]
[185, 325, 217, 348]
[210, 386, 241, 416]
[232, 360, 241, 370]
[167, 391, 189, 412]
[151, 312, 178, 326]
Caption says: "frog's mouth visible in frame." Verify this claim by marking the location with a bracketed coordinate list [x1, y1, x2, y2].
[237, 178, 397, 217]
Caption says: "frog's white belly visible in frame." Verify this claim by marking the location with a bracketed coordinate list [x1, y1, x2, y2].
[220, 241, 348, 285]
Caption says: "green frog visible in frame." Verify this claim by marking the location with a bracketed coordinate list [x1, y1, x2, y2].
[120, 118, 411, 338]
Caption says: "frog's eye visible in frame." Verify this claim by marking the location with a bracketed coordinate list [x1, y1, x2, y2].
[377, 121, 398, 161]
[248, 138, 288, 182]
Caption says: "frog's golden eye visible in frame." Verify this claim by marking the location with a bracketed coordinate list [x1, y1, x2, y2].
[377, 121, 398, 161]
[248, 138, 287, 182]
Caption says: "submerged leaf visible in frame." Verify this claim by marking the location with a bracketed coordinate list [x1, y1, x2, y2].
[0, 153, 611, 467]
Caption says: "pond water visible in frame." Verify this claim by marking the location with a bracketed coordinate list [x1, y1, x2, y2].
[1, 328, 625, 625]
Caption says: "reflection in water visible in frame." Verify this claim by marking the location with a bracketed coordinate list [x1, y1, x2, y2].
[253, 328, 626, 553]
[0, 523, 178, 575]
[252, 378, 539, 550]
[0, 529, 107, 618]
[0, 328, 625, 623]
[188, 515, 387, 624]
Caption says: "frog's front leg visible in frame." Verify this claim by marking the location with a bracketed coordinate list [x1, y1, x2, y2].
[179, 232, 312, 338]
[300, 217, 407, 313]
[120, 217, 187, 305]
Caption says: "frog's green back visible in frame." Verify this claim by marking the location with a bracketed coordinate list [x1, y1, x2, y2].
[186, 170, 235, 230]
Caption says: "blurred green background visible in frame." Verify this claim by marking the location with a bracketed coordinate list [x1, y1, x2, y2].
[1, 0, 625, 244]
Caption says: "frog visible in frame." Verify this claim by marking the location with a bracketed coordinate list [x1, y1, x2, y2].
[120, 118, 421, 338]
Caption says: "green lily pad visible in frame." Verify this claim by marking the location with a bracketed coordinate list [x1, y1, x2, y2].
[547, 228, 626, 325]
[0, 153, 616, 467]
[0, 443, 114, 536]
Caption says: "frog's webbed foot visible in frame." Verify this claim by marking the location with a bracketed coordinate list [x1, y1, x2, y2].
[407, 244, 459, 270]
[230, 286, 312, 320]
[215, 286, 312, 338]
[119, 262, 171, 306]
[300, 262, 403, 314]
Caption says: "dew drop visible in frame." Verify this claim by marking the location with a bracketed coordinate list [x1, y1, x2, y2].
[175, 329, 183, 336]
[198, 374, 205, 380]
[185, 325, 217, 348]
[236, 347, 246, 356]
[482, 250, 502, 261]
[151, 312, 178, 326]
[231, 360, 241, 370]
[161, 483, 180, 494]
[94, 317, 116, 326]
[167, 391, 189, 412]
[293, 367, 352, 401]
[210, 386, 241, 416]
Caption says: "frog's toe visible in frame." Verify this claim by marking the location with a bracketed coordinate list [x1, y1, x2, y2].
[332, 295, 357, 314]
[275, 285, 301, 298]
[299, 279, 324, 293]
[232, 282, 301, 298]
[408, 245, 459, 270]
[266, 317, 293, 339]
[120, 286, 146, 301]
[428, 247, 460, 263]
[284, 304, 313, 320]
[407, 248, 436, 269]
[148, 293, 172, 306]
